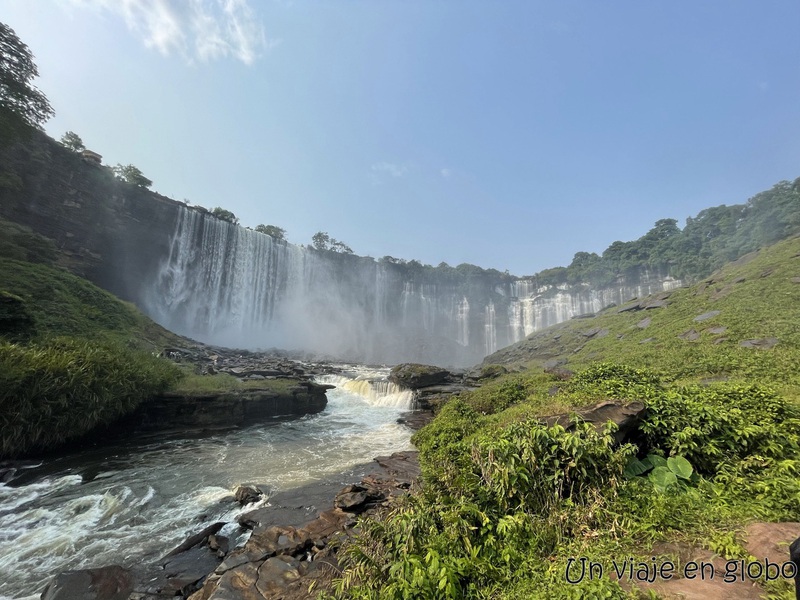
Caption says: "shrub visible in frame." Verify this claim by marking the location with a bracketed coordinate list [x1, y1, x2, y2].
[0, 338, 180, 458]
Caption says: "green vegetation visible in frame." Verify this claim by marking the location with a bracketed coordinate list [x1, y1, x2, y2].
[0, 21, 54, 144]
[0, 219, 56, 265]
[330, 236, 800, 599]
[173, 370, 297, 395]
[211, 206, 239, 224]
[255, 223, 287, 240]
[0, 225, 183, 458]
[0, 338, 179, 457]
[59, 130, 85, 152]
[312, 231, 354, 254]
[536, 178, 800, 286]
[112, 163, 153, 188]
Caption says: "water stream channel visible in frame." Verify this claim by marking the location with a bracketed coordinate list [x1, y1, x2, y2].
[0, 367, 415, 600]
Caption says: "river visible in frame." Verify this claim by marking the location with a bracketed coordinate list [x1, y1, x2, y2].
[0, 367, 415, 600]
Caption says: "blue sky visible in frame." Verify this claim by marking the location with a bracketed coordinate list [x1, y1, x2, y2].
[3, 1, 799, 275]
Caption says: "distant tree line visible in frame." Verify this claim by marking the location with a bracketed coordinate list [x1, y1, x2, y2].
[531, 178, 800, 287]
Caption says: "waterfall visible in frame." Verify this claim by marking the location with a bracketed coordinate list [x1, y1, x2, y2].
[143, 206, 681, 365]
[316, 374, 416, 409]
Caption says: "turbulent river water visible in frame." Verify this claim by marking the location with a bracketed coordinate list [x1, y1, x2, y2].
[0, 367, 415, 600]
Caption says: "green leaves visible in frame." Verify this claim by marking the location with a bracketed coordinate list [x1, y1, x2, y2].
[648, 467, 678, 492]
[667, 456, 693, 480]
[625, 453, 695, 493]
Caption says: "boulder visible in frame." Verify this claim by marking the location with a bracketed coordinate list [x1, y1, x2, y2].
[389, 364, 451, 389]
[40, 565, 133, 600]
[234, 485, 263, 506]
[739, 338, 779, 349]
[255, 555, 303, 597]
[540, 401, 646, 445]
[334, 490, 369, 512]
[694, 310, 721, 322]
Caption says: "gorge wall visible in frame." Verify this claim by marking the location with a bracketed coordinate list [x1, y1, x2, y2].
[0, 133, 681, 366]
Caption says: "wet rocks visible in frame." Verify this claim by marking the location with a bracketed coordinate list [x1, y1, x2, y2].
[234, 485, 264, 506]
[40, 565, 133, 600]
[334, 485, 370, 512]
[189, 451, 421, 600]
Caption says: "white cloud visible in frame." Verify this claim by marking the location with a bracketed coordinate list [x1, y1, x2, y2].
[64, 0, 272, 64]
[440, 168, 452, 178]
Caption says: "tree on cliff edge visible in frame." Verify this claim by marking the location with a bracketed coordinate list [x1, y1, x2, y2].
[112, 164, 153, 188]
[0, 22, 54, 143]
[211, 207, 239, 225]
[255, 224, 286, 240]
[59, 131, 85, 153]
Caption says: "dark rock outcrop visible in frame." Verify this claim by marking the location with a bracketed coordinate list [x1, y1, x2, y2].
[234, 485, 263, 506]
[40, 565, 133, 600]
[187, 451, 420, 600]
[389, 363, 451, 389]
[540, 401, 647, 445]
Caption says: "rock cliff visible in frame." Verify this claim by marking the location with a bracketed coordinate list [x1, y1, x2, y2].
[0, 132, 681, 366]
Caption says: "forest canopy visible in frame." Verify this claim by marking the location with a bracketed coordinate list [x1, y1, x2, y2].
[528, 178, 800, 287]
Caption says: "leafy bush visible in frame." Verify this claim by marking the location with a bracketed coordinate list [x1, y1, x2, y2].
[566, 362, 662, 401]
[337, 415, 636, 598]
[640, 383, 800, 475]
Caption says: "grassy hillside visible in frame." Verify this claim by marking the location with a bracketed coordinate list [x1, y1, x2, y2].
[0, 221, 183, 458]
[332, 236, 800, 599]
[484, 233, 800, 399]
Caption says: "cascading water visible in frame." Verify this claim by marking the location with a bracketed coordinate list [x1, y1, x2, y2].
[142, 206, 682, 366]
[0, 367, 415, 600]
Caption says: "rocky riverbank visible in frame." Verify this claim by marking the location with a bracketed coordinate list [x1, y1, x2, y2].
[36, 361, 477, 600]
[38, 451, 422, 600]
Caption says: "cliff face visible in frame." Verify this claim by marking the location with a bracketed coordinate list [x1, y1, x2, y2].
[0, 131, 181, 303]
[0, 133, 680, 366]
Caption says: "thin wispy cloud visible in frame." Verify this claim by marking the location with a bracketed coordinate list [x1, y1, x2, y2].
[65, 0, 273, 64]
[440, 168, 452, 179]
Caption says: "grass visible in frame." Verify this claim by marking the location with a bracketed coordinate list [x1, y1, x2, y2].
[0, 256, 181, 350]
[172, 370, 299, 395]
[330, 236, 800, 600]
[0, 223, 187, 458]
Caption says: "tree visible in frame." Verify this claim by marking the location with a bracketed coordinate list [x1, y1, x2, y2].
[311, 231, 353, 253]
[0, 22, 54, 140]
[330, 240, 353, 254]
[211, 207, 239, 224]
[59, 131, 84, 153]
[112, 164, 152, 188]
[312, 231, 331, 251]
[255, 224, 286, 240]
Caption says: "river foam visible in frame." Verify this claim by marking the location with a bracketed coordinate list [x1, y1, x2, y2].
[0, 366, 413, 599]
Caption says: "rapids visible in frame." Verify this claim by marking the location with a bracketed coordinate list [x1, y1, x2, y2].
[0, 367, 414, 600]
